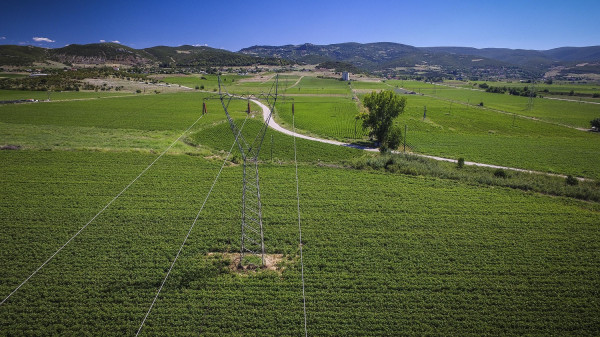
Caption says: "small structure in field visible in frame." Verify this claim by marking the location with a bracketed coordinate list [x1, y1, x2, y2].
[342, 72, 350, 81]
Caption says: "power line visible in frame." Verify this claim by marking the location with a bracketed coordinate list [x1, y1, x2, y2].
[292, 103, 308, 337]
[135, 115, 250, 336]
[0, 113, 206, 307]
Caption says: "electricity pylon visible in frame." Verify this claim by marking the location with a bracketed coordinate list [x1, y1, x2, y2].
[214, 75, 279, 267]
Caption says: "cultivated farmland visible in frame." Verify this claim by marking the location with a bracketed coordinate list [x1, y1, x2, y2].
[1, 74, 599, 336]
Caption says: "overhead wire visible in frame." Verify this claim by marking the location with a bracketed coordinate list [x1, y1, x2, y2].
[293, 104, 309, 337]
[135, 114, 250, 336]
[0, 112, 206, 307]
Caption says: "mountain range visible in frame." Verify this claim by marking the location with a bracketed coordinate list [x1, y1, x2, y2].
[1, 42, 599, 80]
[240, 42, 600, 79]
[0, 43, 286, 68]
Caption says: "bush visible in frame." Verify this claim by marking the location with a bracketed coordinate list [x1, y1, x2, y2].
[195, 85, 199, 90]
[590, 117, 600, 130]
[494, 169, 507, 178]
[566, 175, 579, 186]
[136, 89, 141, 94]
[457, 157, 465, 169]
[478, 102, 484, 107]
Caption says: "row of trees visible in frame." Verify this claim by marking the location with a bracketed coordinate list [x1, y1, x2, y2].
[479, 84, 537, 97]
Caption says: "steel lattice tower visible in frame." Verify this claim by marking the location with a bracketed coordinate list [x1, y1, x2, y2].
[214, 75, 279, 267]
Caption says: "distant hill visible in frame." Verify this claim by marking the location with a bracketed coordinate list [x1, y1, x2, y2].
[2, 41, 599, 80]
[143, 45, 286, 67]
[241, 42, 423, 70]
[0, 43, 287, 68]
[421, 47, 554, 68]
[241, 42, 600, 79]
[542, 46, 600, 62]
[0, 45, 49, 66]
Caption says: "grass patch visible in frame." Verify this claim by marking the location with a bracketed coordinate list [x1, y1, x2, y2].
[349, 153, 600, 202]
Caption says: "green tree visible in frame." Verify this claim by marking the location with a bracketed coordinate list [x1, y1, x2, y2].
[361, 90, 407, 152]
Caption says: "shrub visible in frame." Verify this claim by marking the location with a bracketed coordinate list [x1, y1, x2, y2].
[457, 157, 465, 169]
[566, 175, 579, 186]
[590, 118, 600, 130]
[136, 89, 141, 93]
[494, 168, 507, 178]
[195, 85, 199, 90]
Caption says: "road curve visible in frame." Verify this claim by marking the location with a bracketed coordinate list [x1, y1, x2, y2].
[252, 99, 586, 180]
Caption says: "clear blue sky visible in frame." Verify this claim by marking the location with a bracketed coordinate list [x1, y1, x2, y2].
[1, 0, 598, 51]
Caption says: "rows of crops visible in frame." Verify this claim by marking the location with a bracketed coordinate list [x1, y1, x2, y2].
[395, 94, 600, 178]
[1, 149, 599, 335]
[0, 89, 132, 101]
[392, 80, 600, 129]
[274, 96, 368, 140]
[1, 77, 599, 335]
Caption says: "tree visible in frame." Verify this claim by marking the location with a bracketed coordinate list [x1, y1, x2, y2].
[361, 90, 407, 152]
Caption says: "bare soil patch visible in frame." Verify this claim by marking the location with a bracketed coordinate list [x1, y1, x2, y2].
[208, 252, 286, 274]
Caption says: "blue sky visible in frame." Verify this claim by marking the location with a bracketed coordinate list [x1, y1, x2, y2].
[1, 0, 598, 51]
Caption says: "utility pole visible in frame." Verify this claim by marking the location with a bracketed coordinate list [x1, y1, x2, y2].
[527, 80, 536, 111]
[403, 125, 407, 152]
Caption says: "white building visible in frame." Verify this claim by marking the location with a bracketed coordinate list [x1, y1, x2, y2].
[342, 72, 350, 81]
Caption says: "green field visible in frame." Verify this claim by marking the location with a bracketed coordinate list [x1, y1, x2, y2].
[1, 150, 599, 335]
[0, 73, 29, 79]
[274, 96, 367, 140]
[0, 89, 133, 101]
[1, 78, 599, 335]
[392, 80, 600, 128]
[267, 82, 600, 178]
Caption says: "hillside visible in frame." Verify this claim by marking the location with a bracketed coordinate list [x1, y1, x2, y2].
[0, 43, 287, 68]
[2, 42, 599, 80]
[143, 45, 287, 67]
[241, 42, 600, 79]
[0, 45, 49, 66]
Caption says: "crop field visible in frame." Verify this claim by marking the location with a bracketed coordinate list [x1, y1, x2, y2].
[270, 81, 600, 178]
[350, 81, 390, 90]
[392, 80, 600, 128]
[395, 94, 600, 178]
[1, 76, 600, 336]
[274, 96, 368, 140]
[161, 74, 250, 91]
[0, 73, 29, 79]
[1, 149, 599, 335]
[456, 80, 600, 95]
[0, 89, 133, 101]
